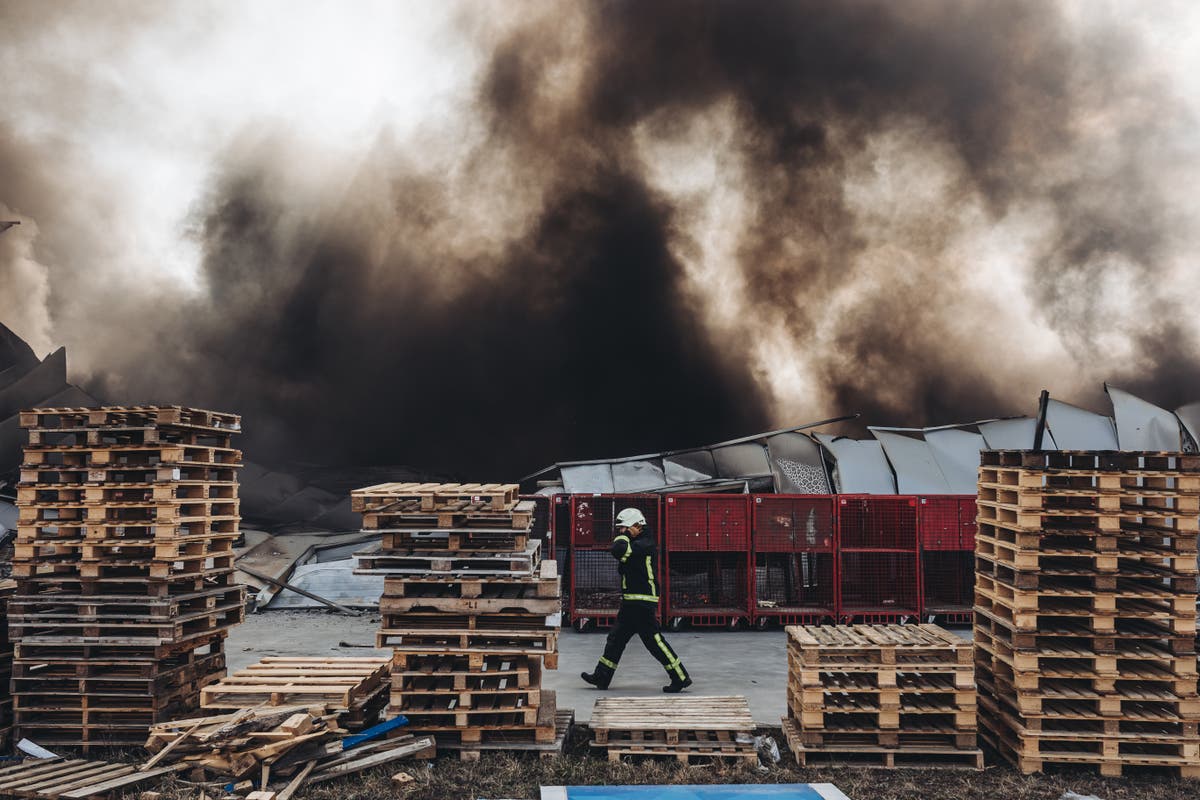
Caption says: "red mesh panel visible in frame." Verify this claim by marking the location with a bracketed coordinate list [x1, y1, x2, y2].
[570, 549, 621, 615]
[708, 496, 750, 551]
[839, 496, 919, 550]
[755, 551, 836, 614]
[838, 551, 919, 614]
[921, 551, 974, 615]
[753, 496, 835, 552]
[571, 494, 660, 548]
[959, 497, 978, 550]
[665, 496, 709, 550]
[918, 496, 962, 550]
[553, 495, 570, 549]
[666, 552, 750, 614]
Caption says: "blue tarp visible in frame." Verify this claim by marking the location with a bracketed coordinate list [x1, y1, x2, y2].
[540, 785, 849, 800]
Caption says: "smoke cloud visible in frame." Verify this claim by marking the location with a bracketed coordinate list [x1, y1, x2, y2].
[2, 1, 1199, 475]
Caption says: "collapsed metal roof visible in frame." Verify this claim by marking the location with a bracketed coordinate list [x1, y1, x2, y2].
[524, 384, 1199, 495]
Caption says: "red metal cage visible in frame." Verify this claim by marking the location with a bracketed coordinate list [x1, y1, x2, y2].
[663, 495, 752, 628]
[567, 494, 662, 630]
[837, 496, 921, 621]
[751, 495, 837, 626]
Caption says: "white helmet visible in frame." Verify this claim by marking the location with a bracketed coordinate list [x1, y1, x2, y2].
[615, 508, 648, 529]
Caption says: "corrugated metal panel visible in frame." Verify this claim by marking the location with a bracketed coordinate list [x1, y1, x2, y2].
[814, 435, 897, 494]
[611, 460, 667, 492]
[1046, 399, 1118, 450]
[764, 432, 830, 493]
[1106, 385, 1183, 451]
[561, 464, 615, 494]
[872, 430, 951, 494]
[923, 428, 986, 493]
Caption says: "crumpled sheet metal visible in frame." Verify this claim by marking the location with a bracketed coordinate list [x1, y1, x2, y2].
[712, 442, 772, 478]
[1176, 402, 1200, 451]
[1046, 399, 1119, 450]
[872, 430, 951, 494]
[663, 450, 717, 484]
[815, 434, 896, 494]
[923, 428, 986, 493]
[978, 417, 1055, 450]
[561, 463, 615, 494]
[765, 432, 830, 494]
[611, 459, 668, 492]
[1106, 385, 1183, 451]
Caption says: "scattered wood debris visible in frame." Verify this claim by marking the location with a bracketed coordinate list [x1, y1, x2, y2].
[0, 757, 181, 799]
[144, 706, 434, 793]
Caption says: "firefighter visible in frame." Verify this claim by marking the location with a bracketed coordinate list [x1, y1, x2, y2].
[581, 507, 692, 693]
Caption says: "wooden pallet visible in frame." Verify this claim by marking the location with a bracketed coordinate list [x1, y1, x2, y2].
[786, 624, 971, 668]
[376, 628, 558, 658]
[361, 499, 535, 531]
[975, 609, 1196, 655]
[20, 404, 240, 431]
[978, 467, 1200, 492]
[9, 604, 244, 645]
[438, 708, 574, 762]
[380, 590, 559, 617]
[352, 482, 520, 513]
[382, 561, 559, 599]
[975, 530, 1199, 573]
[403, 690, 559, 745]
[380, 528, 530, 552]
[392, 653, 541, 689]
[783, 718, 982, 769]
[355, 539, 540, 576]
[0, 758, 182, 799]
[980, 450, 1200, 473]
[200, 656, 390, 710]
[590, 695, 755, 750]
[19, 464, 241, 487]
[977, 501, 1200, 533]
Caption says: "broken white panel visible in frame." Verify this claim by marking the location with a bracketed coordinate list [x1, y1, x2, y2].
[663, 450, 717, 484]
[1176, 402, 1200, 450]
[815, 435, 896, 494]
[924, 428, 986, 493]
[1046, 399, 1118, 450]
[1106, 385, 1182, 451]
[872, 430, 952, 494]
[611, 459, 667, 492]
[978, 417, 1057, 450]
[266, 558, 384, 609]
[561, 464, 615, 494]
[765, 432, 831, 493]
[711, 442, 771, 478]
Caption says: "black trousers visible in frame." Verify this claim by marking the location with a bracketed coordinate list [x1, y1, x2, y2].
[600, 601, 688, 681]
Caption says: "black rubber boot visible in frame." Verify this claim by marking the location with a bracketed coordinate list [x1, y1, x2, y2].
[662, 675, 693, 693]
[581, 662, 615, 689]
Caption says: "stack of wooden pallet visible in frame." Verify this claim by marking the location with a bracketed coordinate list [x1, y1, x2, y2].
[0, 579, 15, 751]
[590, 696, 757, 764]
[352, 482, 572, 760]
[10, 405, 246, 751]
[782, 624, 983, 768]
[975, 449, 1200, 778]
[201, 656, 391, 730]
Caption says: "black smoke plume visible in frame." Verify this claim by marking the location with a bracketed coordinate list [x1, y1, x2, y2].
[2, 1, 1196, 474]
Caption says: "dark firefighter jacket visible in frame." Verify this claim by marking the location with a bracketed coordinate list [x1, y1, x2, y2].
[610, 530, 659, 604]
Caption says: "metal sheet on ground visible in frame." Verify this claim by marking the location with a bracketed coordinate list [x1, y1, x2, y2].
[539, 786, 849, 800]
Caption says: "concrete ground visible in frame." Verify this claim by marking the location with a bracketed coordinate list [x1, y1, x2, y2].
[227, 609, 789, 723]
[228, 610, 972, 725]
